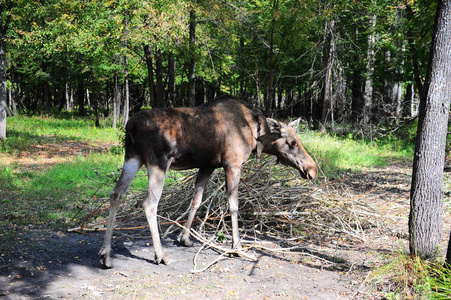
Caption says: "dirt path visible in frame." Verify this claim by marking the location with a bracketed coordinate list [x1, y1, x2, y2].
[1, 230, 358, 299]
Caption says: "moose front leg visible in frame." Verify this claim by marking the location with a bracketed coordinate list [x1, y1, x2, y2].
[179, 167, 214, 247]
[225, 165, 242, 250]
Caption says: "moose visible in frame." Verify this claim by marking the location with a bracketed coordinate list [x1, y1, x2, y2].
[99, 96, 317, 268]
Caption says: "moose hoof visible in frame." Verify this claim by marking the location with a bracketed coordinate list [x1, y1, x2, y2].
[99, 254, 113, 269]
[179, 237, 192, 247]
[155, 253, 172, 265]
[99, 248, 113, 269]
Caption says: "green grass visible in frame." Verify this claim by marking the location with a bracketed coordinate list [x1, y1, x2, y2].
[0, 115, 119, 155]
[0, 115, 415, 231]
[299, 130, 414, 177]
[369, 251, 451, 299]
[0, 115, 148, 230]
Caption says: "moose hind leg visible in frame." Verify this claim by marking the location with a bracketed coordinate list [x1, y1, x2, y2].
[179, 167, 214, 247]
[143, 165, 169, 264]
[225, 165, 242, 250]
[99, 157, 142, 268]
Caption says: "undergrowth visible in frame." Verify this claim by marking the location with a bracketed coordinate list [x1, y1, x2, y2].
[369, 252, 451, 299]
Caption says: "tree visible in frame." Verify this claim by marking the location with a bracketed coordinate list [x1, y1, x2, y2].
[321, 19, 335, 132]
[0, 0, 440, 132]
[0, 0, 12, 141]
[362, 13, 376, 127]
[409, 0, 451, 260]
[188, 8, 196, 107]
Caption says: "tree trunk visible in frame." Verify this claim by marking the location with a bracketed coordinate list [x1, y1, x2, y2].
[112, 74, 119, 129]
[143, 44, 156, 108]
[121, 55, 129, 128]
[168, 53, 176, 107]
[383, 49, 403, 125]
[9, 65, 17, 116]
[265, 0, 278, 115]
[65, 82, 73, 111]
[0, 0, 11, 140]
[77, 77, 85, 116]
[43, 81, 50, 113]
[406, 1, 425, 100]
[321, 20, 335, 132]
[362, 14, 376, 126]
[0, 34, 6, 141]
[155, 49, 165, 108]
[188, 9, 196, 107]
[92, 92, 99, 127]
[409, 0, 451, 260]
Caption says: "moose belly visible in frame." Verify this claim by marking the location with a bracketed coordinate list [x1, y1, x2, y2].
[170, 151, 222, 170]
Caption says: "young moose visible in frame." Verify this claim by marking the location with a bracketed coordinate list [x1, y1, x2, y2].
[99, 96, 317, 268]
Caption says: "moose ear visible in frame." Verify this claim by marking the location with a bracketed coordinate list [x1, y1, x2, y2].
[266, 118, 286, 135]
[288, 118, 301, 133]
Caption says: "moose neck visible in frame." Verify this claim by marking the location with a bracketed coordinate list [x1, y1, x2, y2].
[255, 117, 279, 160]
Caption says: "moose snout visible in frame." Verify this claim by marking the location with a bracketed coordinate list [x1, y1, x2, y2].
[301, 164, 318, 180]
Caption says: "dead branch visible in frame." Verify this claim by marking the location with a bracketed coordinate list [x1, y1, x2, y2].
[71, 156, 402, 270]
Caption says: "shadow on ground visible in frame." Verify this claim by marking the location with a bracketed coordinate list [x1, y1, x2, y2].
[0, 229, 359, 299]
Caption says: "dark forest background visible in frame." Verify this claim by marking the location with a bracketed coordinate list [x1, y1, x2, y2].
[0, 0, 437, 134]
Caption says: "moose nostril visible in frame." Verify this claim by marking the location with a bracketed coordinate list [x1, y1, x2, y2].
[307, 168, 318, 180]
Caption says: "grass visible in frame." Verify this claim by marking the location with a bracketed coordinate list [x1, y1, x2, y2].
[0, 115, 415, 229]
[300, 130, 414, 178]
[0, 115, 119, 155]
[369, 251, 451, 299]
[0, 115, 148, 230]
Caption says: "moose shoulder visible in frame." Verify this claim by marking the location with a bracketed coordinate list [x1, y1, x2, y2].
[99, 96, 317, 268]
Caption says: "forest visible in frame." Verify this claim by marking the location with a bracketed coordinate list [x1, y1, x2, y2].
[0, 0, 437, 134]
[2, 1, 451, 298]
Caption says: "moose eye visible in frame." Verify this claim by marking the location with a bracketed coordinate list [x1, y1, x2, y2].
[289, 140, 297, 147]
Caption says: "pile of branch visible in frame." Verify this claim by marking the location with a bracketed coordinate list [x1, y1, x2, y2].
[70, 157, 383, 251]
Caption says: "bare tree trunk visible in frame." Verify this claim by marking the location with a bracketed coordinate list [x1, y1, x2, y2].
[143, 44, 156, 108]
[0, 34, 6, 141]
[362, 14, 376, 126]
[0, 0, 11, 140]
[65, 82, 73, 111]
[321, 20, 335, 132]
[92, 92, 99, 127]
[188, 9, 196, 107]
[121, 14, 129, 127]
[9, 67, 17, 116]
[406, 2, 425, 100]
[265, 0, 279, 115]
[383, 49, 403, 125]
[77, 77, 85, 116]
[121, 55, 129, 128]
[112, 74, 119, 129]
[168, 53, 176, 107]
[155, 49, 165, 108]
[410, 0, 451, 260]
[43, 81, 50, 113]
